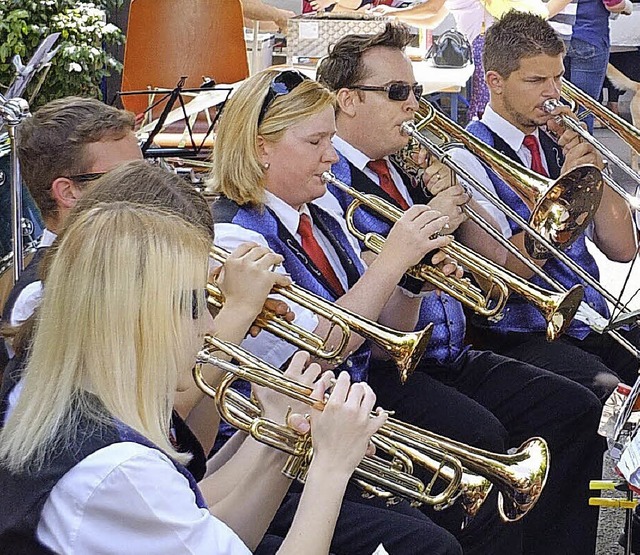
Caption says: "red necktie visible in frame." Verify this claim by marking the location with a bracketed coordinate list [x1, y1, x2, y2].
[297, 213, 345, 296]
[522, 135, 548, 177]
[367, 159, 410, 210]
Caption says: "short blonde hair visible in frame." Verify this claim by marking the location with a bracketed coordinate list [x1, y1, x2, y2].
[0, 203, 210, 472]
[207, 69, 335, 206]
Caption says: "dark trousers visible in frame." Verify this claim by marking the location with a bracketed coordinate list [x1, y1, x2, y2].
[470, 325, 640, 403]
[258, 482, 462, 555]
[369, 349, 603, 555]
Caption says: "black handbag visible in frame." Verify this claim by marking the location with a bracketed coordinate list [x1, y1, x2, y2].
[425, 29, 472, 68]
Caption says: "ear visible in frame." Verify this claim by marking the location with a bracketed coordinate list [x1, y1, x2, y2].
[335, 87, 359, 118]
[256, 135, 272, 166]
[50, 177, 83, 210]
[485, 71, 505, 95]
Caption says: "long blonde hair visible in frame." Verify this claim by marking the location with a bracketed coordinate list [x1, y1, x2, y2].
[207, 69, 335, 206]
[0, 202, 210, 472]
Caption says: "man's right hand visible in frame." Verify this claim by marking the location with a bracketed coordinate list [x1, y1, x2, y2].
[381, 205, 452, 270]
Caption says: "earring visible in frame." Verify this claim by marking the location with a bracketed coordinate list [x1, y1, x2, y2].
[264, 162, 270, 170]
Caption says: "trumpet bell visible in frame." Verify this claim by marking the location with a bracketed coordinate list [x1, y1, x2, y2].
[497, 437, 550, 522]
[543, 284, 584, 341]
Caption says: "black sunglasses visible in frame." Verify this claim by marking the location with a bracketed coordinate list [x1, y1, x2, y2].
[258, 70, 309, 125]
[350, 82, 423, 102]
[66, 171, 108, 183]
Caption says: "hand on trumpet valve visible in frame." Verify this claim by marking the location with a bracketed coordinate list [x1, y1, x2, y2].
[248, 298, 295, 338]
[254, 351, 332, 425]
[382, 206, 453, 269]
[310, 371, 387, 471]
[213, 242, 291, 322]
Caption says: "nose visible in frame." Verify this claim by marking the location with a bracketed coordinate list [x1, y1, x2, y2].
[324, 142, 339, 164]
[543, 78, 561, 99]
[405, 89, 420, 112]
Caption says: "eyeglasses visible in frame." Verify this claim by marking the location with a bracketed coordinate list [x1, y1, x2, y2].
[350, 82, 424, 102]
[66, 171, 108, 183]
[258, 70, 309, 125]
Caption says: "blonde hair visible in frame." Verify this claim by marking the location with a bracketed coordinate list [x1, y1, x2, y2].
[207, 69, 335, 206]
[0, 203, 210, 472]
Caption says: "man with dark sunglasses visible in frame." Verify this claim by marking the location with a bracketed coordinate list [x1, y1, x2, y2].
[317, 22, 605, 555]
[2, 97, 142, 341]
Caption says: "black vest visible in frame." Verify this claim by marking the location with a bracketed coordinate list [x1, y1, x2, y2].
[0, 394, 205, 553]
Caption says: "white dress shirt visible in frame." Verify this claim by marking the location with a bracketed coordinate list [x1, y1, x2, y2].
[3, 387, 250, 555]
[9, 228, 57, 327]
[214, 190, 363, 369]
[332, 135, 414, 209]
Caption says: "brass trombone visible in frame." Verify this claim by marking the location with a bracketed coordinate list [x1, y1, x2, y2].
[402, 101, 639, 357]
[196, 334, 550, 522]
[322, 172, 584, 341]
[558, 79, 640, 210]
[413, 98, 604, 259]
[208, 246, 433, 383]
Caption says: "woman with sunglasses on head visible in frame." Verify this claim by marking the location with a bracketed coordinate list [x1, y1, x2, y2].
[0, 166, 388, 555]
[207, 68, 468, 555]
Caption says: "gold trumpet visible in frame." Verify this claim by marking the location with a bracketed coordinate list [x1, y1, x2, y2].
[195, 334, 550, 522]
[208, 246, 433, 383]
[322, 172, 584, 341]
[414, 98, 604, 259]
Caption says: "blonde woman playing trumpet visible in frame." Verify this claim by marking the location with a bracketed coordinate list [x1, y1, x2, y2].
[0, 184, 386, 554]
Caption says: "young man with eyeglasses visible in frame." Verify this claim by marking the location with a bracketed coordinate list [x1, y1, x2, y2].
[2, 96, 142, 333]
[317, 22, 605, 555]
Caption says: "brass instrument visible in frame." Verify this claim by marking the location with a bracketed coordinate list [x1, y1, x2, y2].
[322, 172, 583, 341]
[414, 98, 604, 260]
[545, 85, 640, 210]
[208, 246, 433, 383]
[400, 102, 639, 357]
[195, 335, 549, 522]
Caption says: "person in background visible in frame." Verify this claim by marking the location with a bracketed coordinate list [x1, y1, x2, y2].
[372, 0, 572, 120]
[563, 0, 632, 132]
[241, 0, 296, 31]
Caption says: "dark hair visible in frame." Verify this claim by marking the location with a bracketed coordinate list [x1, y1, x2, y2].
[17, 96, 135, 220]
[317, 22, 413, 91]
[483, 11, 565, 78]
[71, 161, 214, 238]
[6, 161, 213, 359]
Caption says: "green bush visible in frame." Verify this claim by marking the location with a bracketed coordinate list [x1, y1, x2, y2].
[0, 1, 124, 108]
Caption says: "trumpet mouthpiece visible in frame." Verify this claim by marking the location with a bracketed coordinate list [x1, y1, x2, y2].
[542, 99, 562, 114]
[400, 120, 416, 136]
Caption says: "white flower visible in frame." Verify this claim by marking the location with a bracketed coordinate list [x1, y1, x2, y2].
[68, 62, 83, 72]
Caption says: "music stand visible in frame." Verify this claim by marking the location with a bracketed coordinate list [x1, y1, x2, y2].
[115, 78, 234, 158]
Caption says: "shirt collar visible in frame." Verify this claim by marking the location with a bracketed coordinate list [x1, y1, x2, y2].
[263, 190, 311, 237]
[332, 135, 382, 171]
[481, 104, 540, 153]
[40, 228, 57, 247]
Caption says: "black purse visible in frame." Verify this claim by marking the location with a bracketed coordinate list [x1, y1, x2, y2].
[425, 29, 472, 68]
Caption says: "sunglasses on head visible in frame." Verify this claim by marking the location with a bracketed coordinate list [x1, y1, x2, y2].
[257, 70, 310, 125]
[350, 82, 423, 102]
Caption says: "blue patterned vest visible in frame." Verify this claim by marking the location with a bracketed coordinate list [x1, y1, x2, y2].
[466, 120, 608, 339]
[212, 197, 371, 382]
[0, 392, 206, 554]
[329, 152, 468, 366]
